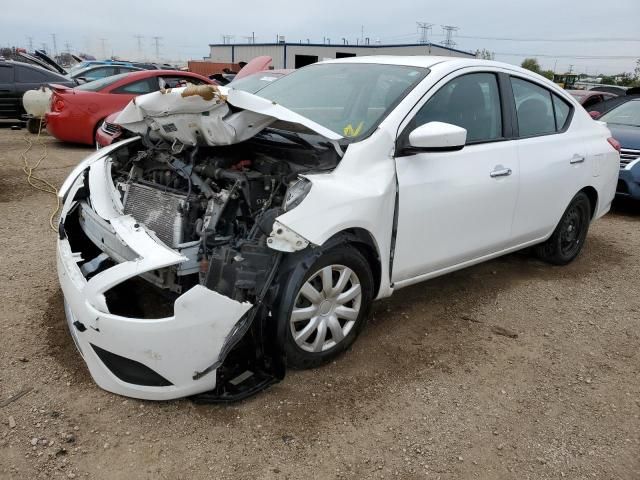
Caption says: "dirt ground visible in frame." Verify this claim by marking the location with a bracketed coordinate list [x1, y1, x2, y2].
[0, 125, 639, 480]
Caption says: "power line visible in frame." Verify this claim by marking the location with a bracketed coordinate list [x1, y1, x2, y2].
[494, 52, 638, 59]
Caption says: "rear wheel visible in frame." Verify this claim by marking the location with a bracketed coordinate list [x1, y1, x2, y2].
[277, 245, 374, 369]
[535, 192, 591, 265]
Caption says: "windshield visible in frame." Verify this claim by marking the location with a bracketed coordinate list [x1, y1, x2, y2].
[74, 73, 130, 91]
[256, 63, 428, 139]
[600, 100, 640, 127]
[230, 72, 286, 94]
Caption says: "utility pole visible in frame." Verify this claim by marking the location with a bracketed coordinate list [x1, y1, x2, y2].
[26, 36, 34, 51]
[440, 25, 459, 49]
[222, 35, 234, 45]
[416, 22, 433, 44]
[152, 36, 162, 60]
[568, 64, 574, 74]
[134, 35, 144, 59]
[50, 33, 58, 57]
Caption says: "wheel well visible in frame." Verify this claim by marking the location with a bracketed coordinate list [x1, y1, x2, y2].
[579, 186, 598, 219]
[328, 228, 382, 298]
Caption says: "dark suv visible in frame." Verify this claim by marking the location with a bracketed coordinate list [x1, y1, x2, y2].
[0, 60, 75, 121]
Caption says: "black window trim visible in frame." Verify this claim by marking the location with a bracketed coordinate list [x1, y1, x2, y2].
[396, 70, 510, 155]
[507, 74, 575, 140]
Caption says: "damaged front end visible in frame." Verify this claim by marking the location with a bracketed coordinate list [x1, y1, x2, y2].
[57, 87, 341, 401]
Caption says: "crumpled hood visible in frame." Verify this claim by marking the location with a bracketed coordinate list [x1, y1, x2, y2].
[115, 86, 343, 146]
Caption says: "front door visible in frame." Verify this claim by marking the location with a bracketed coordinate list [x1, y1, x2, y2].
[392, 71, 519, 282]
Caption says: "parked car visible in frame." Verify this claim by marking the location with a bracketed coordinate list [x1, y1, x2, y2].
[594, 97, 640, 199]
[95, 59, 287, 147]
[56, 57, 619, 401]
[0, 60, 75, 126]
[590, 85, 628, 96]
[567, 89, 617, 109]
[46, 70, 213, 145]
[70, 64, 143, 83]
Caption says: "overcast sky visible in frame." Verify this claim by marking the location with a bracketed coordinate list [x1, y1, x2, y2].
[2, 0, 638, 75]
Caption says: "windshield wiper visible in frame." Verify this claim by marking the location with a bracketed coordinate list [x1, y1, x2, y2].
[261, 129, 314, 149]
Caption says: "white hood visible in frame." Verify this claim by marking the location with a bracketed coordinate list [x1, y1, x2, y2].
[115, 85, 343, 147]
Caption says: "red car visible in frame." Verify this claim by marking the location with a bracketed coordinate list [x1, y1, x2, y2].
[46, 70, 213, 145]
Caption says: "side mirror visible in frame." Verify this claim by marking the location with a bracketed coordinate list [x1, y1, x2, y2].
[408, 121, 467, 152]
[588, 111, 601, 120]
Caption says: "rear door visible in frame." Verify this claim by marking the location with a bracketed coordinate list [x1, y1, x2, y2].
[508, 75, 586, 243]
[0, 64, 16, 118]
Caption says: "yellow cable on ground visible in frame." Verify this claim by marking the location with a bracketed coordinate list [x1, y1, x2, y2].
[20, 118, 60, 232]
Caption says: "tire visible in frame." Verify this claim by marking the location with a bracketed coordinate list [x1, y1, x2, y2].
[276, 244, 374, 369]
[535, 192, 591, 265]
[27, 118, 41, 134]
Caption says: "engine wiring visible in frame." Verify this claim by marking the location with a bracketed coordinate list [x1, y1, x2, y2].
[20, 118, 60, 232]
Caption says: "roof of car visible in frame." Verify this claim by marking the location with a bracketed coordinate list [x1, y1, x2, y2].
[319, 55, 539, 75]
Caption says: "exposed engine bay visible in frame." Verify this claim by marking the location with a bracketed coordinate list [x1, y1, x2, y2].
[106, 133, 336, 302]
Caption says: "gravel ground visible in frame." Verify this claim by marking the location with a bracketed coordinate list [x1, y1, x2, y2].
[1, 126, 639, 480]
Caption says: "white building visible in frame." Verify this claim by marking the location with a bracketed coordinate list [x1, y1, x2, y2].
[206, 41, 475, 69]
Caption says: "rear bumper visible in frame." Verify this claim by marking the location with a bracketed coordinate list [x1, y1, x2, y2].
[46, 111, 94, 145]
[56, 151, 252, 400]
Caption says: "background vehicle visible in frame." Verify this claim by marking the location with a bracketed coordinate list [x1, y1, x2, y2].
[0, 60, 75, 124]
[568, 89, 617, 109]
[95, 60, 288, 147]
[57, 57, 619, 401]
[46, 70, 213, 145]
[69, 64, 143, 83]
[596, 98, 640, 200]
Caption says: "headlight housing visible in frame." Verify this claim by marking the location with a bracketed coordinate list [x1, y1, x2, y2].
[284, 177, 312, 211]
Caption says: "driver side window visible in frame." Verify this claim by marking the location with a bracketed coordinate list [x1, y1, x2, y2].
[409, 73, 503, 144]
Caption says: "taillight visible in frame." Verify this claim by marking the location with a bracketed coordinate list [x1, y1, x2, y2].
[52, 96, 65, 112]
[607, 137, 621, 153]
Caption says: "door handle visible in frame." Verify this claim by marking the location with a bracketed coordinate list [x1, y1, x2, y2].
[490, 167, 512, 178]
[570, 154, 585, 164]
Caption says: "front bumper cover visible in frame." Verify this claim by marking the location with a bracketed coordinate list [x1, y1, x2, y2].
[56, 146, 258, 401]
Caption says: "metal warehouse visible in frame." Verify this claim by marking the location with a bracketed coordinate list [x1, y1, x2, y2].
[206, 41, 475, 69]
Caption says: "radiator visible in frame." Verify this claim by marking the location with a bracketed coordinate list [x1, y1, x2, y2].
[123, 182, 186, 248]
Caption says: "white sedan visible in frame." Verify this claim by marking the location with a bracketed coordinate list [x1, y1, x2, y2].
[56, 56, 619, 401]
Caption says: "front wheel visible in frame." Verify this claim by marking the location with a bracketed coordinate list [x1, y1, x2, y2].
[276, 245, 374, 369]
[535, 192, 591, 265]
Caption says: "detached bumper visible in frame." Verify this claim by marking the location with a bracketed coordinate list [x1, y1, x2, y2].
[56, 150, 252, 400]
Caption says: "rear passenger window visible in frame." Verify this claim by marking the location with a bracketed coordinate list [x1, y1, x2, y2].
[553, 95, 571, 130]
[15, 65, 54, 83]
[112, 78, 157, 94]
[511, 77, 556, 137]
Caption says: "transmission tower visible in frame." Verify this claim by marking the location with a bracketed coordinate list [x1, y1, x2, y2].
[152, 36, 162, 59]
[416, 22, 433, 44]
[221, 35, 234, 44]
[99, 38, 107, 59]
[65, 42, 72, 53]
[440, 25, 459, 49]
[50, 33, 58, 56]
[134, 35, 144, 59]
[26, 36, 34, 51]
